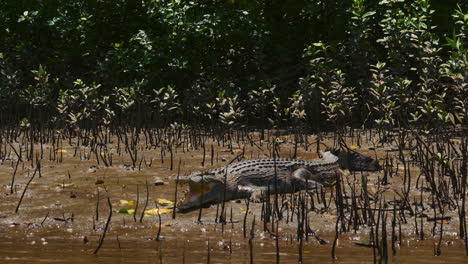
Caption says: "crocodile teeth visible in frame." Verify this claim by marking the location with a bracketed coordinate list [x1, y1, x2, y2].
[179, 182, 217, 207]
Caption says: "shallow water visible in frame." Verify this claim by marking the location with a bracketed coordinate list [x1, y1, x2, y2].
[0, 131, 466, 263]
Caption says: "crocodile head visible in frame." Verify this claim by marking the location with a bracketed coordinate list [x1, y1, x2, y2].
[176, 173, 226, 212]
[333, 150, 381, 171]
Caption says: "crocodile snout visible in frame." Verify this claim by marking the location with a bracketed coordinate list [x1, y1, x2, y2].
[369, 159, 381, 171]
[177, 181, 222, 212]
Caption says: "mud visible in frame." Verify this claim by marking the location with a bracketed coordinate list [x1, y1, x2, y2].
[0, 130, 466, 263]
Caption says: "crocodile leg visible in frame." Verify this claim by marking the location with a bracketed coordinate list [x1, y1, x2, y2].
[292, 168, 323, 190]
[292, 168, 314, 180]
[238, 185, 285, 203]
[238, 185, 264, 202]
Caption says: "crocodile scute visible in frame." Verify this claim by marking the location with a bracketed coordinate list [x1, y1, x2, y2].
[177, 150, 380, 212]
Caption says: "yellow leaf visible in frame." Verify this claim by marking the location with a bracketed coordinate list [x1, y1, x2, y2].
[155, 219, 173, 228]
[349, 145, 358, 150]
[322, 213, 337, 219]
[145, 208, 173, 215]
[120, 200, 135, 206]
[116, 208, 135, 214]
[56, 149, 67, 153]
[157, 198, 174, 206]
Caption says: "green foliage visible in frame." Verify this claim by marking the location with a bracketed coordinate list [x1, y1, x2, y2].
[19, 65, 53, 108]
[0, 0, 466, 131]
[151, 85, 181, 125]
[246, 84, 278, 126]
[367, 62, 398, 127]
[322, 70, 358, 126]
[56, 79, 108, 128]
[439, 4, 468, 127]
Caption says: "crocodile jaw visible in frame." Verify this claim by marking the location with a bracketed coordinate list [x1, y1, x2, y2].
[178, 181, 222, 212]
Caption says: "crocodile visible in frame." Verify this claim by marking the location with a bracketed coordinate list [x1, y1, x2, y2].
[177, 150, 380, 212]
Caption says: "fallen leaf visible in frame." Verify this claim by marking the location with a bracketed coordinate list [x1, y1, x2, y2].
[155, 219, 173, 228]
[349, 145, 358, 150]
[157, 198, 174, 206]
[145, 208, 172, 215]
[321, 213, 337, 219]
[353, 242, 375, 248]
[56, 149, 67, 153]
[55, 183, 74, 188]
[115, 208, 135, 214]
[120, 200, 135, 206]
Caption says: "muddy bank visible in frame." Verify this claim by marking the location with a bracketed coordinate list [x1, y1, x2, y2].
[0, 129, 467, 263]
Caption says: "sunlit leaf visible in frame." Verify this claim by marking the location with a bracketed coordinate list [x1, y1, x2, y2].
[120, 200, 135, 206]
[155, 219, 173, 228]
[321, 213, 337, 219]
[157, 198, 174, 206]
[56, 149, 67, 153]
[363, 11, 376, 18]
[356, 237, 368, 243]
[145, 208, 172, 215]
[115, 208, 135, 214]
[56, 183, 74, 188]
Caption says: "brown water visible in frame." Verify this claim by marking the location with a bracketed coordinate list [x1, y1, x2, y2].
[1, 131, 466, 263]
